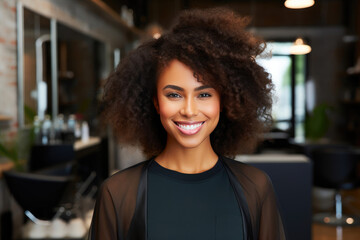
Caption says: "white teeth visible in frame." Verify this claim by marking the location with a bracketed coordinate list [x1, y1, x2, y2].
[178, 122, 203, 130]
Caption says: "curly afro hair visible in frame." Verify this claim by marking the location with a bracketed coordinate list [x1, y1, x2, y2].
[102, 7, 273, 158]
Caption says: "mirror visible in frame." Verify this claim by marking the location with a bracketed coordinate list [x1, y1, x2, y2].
[18, 6, 110, 134]
[23, 7, 52, 125]
[56, 22, 106, 128]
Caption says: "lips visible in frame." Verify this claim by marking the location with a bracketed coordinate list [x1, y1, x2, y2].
[173, 121, 205, 135]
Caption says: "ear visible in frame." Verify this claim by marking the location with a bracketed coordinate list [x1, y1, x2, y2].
[153, 96, 160, 114]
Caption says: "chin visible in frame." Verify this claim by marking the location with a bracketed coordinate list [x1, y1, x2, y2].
[175, 136, 208, 149]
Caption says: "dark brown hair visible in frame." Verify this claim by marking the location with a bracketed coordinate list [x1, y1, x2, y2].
[102, 7, 273, 158]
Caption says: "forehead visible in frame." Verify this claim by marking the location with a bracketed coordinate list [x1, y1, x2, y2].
[157, 59, 204, 89]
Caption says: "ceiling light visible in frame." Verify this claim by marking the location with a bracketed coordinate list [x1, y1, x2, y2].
[285, 0, 315, 9]
[153, 33, 161, 39]
[146, 23, 163, 40]
[290, 38, 311, 55]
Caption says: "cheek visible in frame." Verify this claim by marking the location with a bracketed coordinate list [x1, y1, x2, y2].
[203, 100, 221, 120]
[157, 97, 177, 120]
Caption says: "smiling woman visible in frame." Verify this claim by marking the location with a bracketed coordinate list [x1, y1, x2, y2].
[90, 7, 285, 240]
[101, 8, 274, 158]
[154, 60, 221, 165]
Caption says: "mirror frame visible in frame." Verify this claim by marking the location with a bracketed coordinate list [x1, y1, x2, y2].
[17, 2, 58, 128]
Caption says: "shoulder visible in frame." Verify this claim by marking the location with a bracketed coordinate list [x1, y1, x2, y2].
[221, 156, 272, 195]
[100, 160, 150, 195]
[221, 156, 269, 180]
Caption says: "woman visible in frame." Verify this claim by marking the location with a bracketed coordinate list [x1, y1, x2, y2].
[89, 7, 285, 240]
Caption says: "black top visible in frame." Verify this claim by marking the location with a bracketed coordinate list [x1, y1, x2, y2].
[89, 156, 286, 240]
[147, 159, 244, 240]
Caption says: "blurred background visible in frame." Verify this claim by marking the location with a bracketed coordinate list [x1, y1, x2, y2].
[0, 0, 359, 239]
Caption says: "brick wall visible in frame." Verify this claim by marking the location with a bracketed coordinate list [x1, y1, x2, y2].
[0, 1, 19, 238]
[0, 0, 18, 135]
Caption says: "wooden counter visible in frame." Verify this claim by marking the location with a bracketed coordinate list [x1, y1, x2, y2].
[0, 162, 14, 178]
[73, 137, 101, 151]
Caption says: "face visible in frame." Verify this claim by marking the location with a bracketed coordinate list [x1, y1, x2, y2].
[154, 59, 221, 150]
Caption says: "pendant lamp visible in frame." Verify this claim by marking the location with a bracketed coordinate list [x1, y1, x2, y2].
[284, 0, 315, 9]
[290, 38, 312, 55]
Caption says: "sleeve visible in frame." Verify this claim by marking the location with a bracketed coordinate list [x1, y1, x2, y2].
[258, 176, 286, 240]
[88, 183, 119, 240]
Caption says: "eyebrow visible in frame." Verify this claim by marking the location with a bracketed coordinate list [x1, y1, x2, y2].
[162, 85, 213, 91]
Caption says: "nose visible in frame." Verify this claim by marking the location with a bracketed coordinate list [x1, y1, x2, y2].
[180, 97, 198, 117]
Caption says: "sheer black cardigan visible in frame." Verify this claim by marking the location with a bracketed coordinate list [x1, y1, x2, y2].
[89, 156, 286, 240]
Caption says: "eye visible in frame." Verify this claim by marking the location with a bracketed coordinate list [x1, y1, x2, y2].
[199, 93, 212, 98]
[166, 92, 181, 98]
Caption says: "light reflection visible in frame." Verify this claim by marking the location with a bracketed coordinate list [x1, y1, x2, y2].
[346, 217, 354, 224]
[336, 226, 343, 240]
[323, 217, 330, 223]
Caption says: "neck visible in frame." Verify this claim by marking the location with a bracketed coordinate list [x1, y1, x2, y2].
[155, 137, 218, 174]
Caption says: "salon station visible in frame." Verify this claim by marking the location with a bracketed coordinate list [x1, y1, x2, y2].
[0, 0, 360, 239]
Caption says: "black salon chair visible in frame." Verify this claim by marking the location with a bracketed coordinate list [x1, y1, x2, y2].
[3, 163, 73, 220]
[311, 147, 360, 225]
[29, 144, 75, 172]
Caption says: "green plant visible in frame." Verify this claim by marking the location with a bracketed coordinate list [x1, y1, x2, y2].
[0, 132, 25, 171]
[24, 104, 36, 126]
[0, 105, 36, 171]
[0, 128, 35, 171]
[305, 103, 332, 141]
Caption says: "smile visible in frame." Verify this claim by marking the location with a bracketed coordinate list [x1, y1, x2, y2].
[174, 121, 205, 135]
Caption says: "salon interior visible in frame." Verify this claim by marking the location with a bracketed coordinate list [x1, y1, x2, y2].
[0, 0, 359, 239]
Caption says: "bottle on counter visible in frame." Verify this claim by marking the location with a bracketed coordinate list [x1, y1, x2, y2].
[41, 115, 52, 145]
[53, 114, 65, 143]
[63, 114, 76, 143]
[75, 120, 82, 140]
[81, 121, 90, 142]
[33, 116, 42, 145]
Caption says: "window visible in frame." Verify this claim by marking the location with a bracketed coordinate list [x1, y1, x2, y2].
[257, 42, 307, 141]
